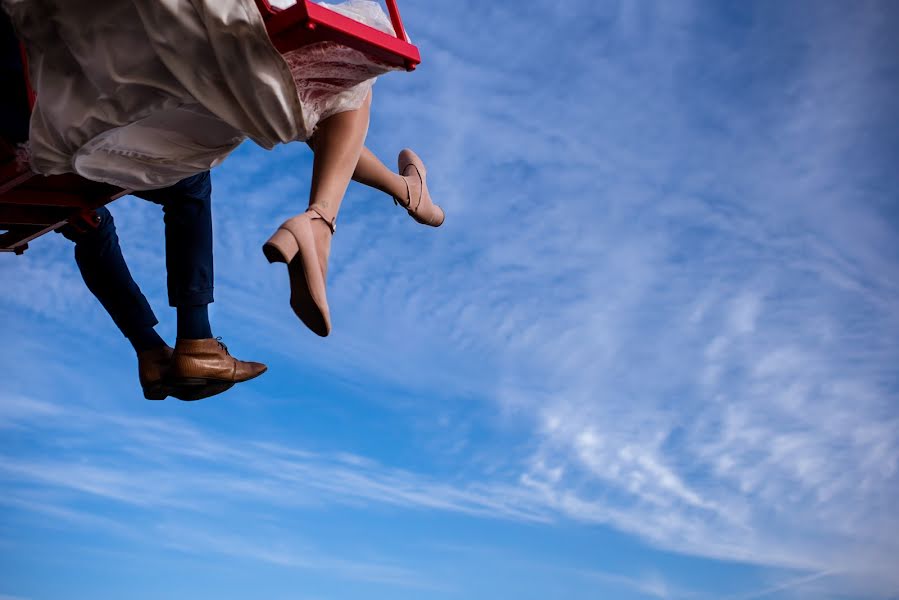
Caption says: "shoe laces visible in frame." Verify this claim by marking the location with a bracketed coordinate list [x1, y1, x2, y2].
[215, 336, 230, 354]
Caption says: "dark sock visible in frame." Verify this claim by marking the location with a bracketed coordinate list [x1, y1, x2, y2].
[126, 327, 166, 353]
[177, 304, 212, 340]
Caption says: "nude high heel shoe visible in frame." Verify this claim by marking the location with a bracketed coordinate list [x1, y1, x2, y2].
[263, 206, 336, 337]
[396, 149, 445, 227]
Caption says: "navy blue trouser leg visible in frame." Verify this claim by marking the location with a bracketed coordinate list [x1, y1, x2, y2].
[134, 171, 214, 308]
[59, 171, 214, 341]
[58, 207, 159, 338]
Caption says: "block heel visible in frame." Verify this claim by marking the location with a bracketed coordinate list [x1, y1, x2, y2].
[262, 207, 336, 336]
[263, 227, 299, 264]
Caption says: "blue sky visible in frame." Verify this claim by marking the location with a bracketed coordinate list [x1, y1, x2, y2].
[2, 1, 899, 599]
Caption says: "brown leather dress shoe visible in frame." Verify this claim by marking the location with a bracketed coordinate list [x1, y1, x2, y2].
[168, 338, 267, 401]
[138, 345, 174, 400]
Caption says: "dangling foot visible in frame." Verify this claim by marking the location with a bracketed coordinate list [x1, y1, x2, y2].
[395, 149, 445, 227]
[263, 206, 336, 337]
[167, 338, 268, 401]
[138, 345, 174, 400]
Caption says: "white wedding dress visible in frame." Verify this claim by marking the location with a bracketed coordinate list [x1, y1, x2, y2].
[3, 0, 398, 189]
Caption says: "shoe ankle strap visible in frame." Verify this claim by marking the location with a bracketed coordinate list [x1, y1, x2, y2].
[398, 163, 423, 213]
[307, 206, 336, 234]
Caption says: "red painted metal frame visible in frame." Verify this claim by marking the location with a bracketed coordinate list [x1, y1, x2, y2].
[0, 157, 130, 254]
[255, 0, 421, 71]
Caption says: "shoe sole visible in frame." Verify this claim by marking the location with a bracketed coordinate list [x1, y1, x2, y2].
[171, 381, 235, 401]
[143, 382, 169, 401]
[143, 380, 230, 401]
[288, 253, 330, 337]
[167, 367, 268, 402]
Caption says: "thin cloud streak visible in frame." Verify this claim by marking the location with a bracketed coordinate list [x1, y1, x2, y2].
[0, 393, 553, 524]
[723, 570, 840, 600]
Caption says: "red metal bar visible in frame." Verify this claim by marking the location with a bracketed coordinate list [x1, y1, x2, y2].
[255, 0, 275, 15]
[264, 1, 311, 36]
[0, 165, 35, 196]
[18, 42, 36, 110]
[0, 223, 62, 253]
[0, 189, 93, 207]
[0, 204, 73, 225]
[256, 0, 420, 70]
[384, 0, 408, 43]
[310, 3, 418, 66]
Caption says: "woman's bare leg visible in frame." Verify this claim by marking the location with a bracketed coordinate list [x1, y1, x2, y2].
[304, 91, 438, 225]
[306, 140, 420, 207]
[266, 92, 442, 335]
[306, 92, 372, 221]
[353, 147, 416, 202]
[264, 93, 384, 336]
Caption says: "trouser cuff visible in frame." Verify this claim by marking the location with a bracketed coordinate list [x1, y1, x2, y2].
[169, 287, 214, 307]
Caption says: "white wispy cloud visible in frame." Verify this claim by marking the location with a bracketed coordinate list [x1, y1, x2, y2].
[0, 392, 553, 523]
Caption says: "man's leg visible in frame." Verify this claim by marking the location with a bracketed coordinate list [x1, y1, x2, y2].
[134, 171, 213, 341]
[58, 208, 165, 352]
[134, 171, 266, 396]
[58, 208, 172, 400]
